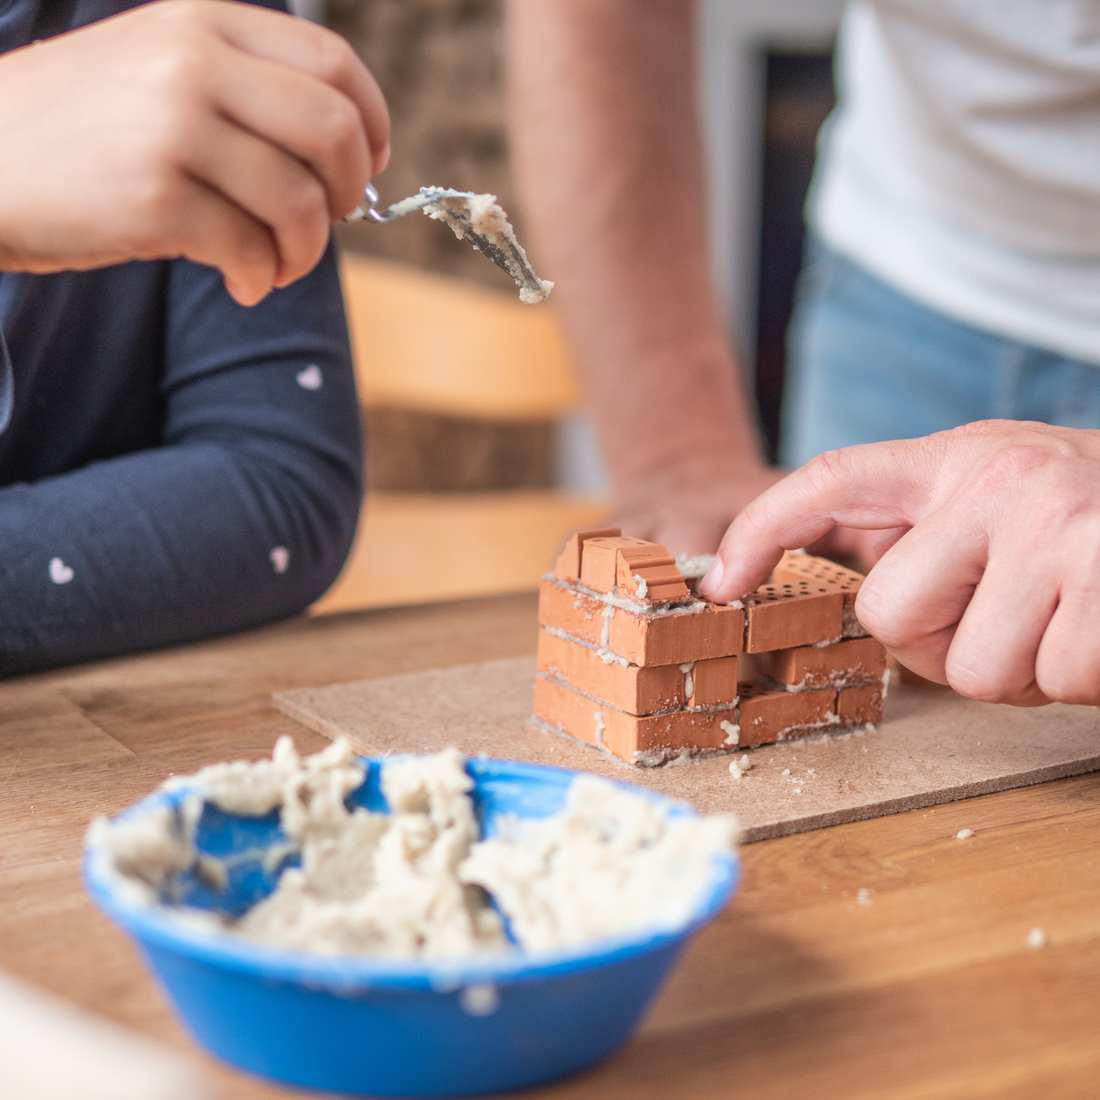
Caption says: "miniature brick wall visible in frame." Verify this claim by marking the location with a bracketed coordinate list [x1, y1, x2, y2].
[534, 530, 887, 766]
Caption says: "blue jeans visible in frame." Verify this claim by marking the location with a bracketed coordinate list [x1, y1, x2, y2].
[781, 239, 1100, 468]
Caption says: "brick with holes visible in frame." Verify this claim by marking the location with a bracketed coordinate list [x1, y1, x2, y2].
[756, 636, 887, 691]
[771, 551, 869, 639]
[743, 579, 844, 652]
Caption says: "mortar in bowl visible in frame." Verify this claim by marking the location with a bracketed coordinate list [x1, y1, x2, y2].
[84, 756, 739, 1096]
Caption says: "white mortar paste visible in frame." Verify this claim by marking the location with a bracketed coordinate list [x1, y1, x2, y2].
[600, 605, 614, 648]
[89, 741, 739, 960]
[422, 192, 554, 304]
[720, 720, 740, 747]
[680, 662, 695, 701]
[460, 774, 740, 952]
[542, 625, 629, 667]
[674, 553, 716, 580]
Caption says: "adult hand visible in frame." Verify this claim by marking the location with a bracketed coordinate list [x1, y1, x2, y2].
[699, 420, 1100, 707]
[609, 450, 786, 556]
[0, 0, 389, 305]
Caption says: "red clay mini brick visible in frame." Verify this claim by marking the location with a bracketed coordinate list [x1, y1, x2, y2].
[744, 580, 844, 652]
[534, 675, 605, 748]
[538, 578, 609, 647]
[686, 655, 740, 708]
[540, 578, 744, 666]
[536, 628, 684, 715]
[608, 602, 744, 666]
[602, 706, 739, 765]
[579, 536, 655, 593]
[615, 545, 689, 603]
[837, 683, 884, 727]
[756, 636, 887, 690]
[534, 675, 739, 765]
[771, 551, 869, 638]
[552, 527, 622, 582]
[737, 681, 837, 746]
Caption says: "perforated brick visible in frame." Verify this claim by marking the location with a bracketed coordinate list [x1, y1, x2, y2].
[771, 551, 869, 639]
[744, 580, 844, 652]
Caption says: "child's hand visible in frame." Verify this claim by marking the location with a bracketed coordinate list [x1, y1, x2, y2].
[699, 420, 1100, 708]
[0, 0, 390, 304]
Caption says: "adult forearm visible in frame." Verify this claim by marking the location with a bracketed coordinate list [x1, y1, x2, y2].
[505, 0, 765, 490]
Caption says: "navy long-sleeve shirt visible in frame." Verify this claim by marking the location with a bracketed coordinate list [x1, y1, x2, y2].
[0, 0, 363, 674]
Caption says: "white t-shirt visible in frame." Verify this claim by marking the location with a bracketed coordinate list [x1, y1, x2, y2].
[812, 0, 1100, 365]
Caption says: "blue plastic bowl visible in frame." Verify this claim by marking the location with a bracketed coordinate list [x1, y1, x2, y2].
[84, 757, 739, 1096]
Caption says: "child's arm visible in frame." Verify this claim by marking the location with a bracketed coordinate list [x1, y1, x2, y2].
[0, 0, 389, 305]
[699, 421, 1100, 707]
[0, 246, 362, 675]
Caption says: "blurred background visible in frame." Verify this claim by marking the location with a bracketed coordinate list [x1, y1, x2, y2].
[293, 0, 844, 613]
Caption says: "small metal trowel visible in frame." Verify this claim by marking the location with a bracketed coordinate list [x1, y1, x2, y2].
[345, 183, 553, 304]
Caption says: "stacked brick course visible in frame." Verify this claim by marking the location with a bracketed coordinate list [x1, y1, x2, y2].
[534, 529, 887, 766]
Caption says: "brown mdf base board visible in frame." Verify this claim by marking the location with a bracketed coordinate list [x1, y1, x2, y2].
[273, 656, 1100, 842]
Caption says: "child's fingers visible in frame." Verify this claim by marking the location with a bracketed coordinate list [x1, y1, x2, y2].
[163, 176, 279, 305]
[205, 1, 391, 175]
[208, 46, 372, 220]
[185, 113, 330, 288]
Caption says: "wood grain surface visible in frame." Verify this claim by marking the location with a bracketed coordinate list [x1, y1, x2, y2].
[3, 593, 1099, 1099]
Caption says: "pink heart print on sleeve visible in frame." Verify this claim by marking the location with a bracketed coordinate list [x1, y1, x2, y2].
[49, 557, 74, 584]
[296, 365, 323, 390]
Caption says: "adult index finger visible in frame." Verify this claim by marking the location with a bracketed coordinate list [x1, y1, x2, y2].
[699, 436, 940, 603]
[201, 1, 391, 174]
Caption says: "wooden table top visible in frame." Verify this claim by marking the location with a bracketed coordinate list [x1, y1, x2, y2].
[3, 593, 1099, 1100]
